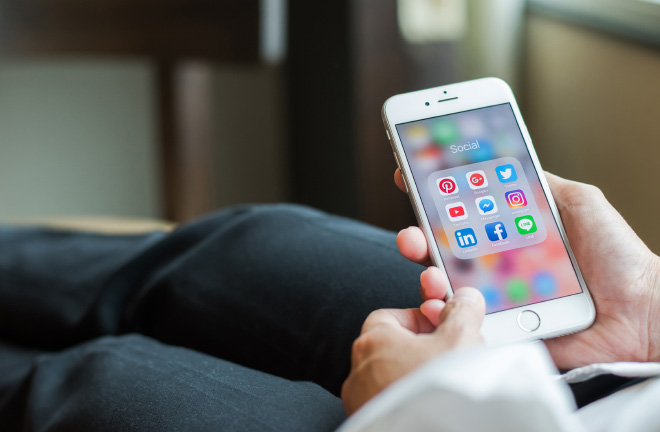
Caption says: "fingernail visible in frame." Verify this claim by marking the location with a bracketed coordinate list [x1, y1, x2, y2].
[453, 287, 482, 304]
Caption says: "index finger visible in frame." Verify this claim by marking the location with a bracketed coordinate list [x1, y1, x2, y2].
[394, 169, 407, 193]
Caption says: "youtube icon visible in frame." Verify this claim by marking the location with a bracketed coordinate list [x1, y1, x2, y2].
[445, 202, 468, 221]
[449, 206, 465, 217]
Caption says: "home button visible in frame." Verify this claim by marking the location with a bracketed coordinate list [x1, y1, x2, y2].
[517, 310, 540, 332]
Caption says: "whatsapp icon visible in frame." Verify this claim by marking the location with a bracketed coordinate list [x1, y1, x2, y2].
[515, 215, 537, 235]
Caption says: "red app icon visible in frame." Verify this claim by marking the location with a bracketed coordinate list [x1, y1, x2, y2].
[437, 176, 458, 195]
[445, 202, 468, 221]
[466, 170, 488, 189]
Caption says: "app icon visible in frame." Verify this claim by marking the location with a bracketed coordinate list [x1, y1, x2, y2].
[445, 202, 468, 221]
[505, 189, 527, 208]
[475, 196, 498, 215]
[484, 222, 508, 241]
[515, 215, 537, 234]
[466, 170, 488, 189]
[496, 164, 517, 183]
[437, 176, 458, 195]
[506, 279, 529, 302]
[480, 286, 502, 309]
[454, 228, 477, 248]
[533, 272, 557, 297]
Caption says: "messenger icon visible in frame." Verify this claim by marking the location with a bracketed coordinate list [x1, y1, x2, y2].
[475, 196, 498, 215]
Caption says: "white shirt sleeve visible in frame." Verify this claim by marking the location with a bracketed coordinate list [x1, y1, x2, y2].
[337, 343, 584, 432]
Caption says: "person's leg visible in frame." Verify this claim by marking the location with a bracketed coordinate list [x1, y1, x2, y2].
[122, 205, 423, 395]
[0, 205, 423, 395]
[0, 226, 166, 349]
[0, 334, 345, 432]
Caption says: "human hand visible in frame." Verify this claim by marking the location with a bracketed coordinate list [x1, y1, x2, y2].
[341, 287, 485, 415]
[394, 168, 660, 367]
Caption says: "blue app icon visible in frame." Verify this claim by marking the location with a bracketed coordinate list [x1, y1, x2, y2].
[475, 196, 498, 215]
[496, 164, 517, 183]
[485, 222, 508, 241]
[454, 228, 477, 248]
[533, 272, 557, 297]
[479, 198, 494, 212]
[480, 286, 502, 310]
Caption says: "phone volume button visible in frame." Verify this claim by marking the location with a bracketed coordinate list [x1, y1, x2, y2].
[393, 152, 402, 170]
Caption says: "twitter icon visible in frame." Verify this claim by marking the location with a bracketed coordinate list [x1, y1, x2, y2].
[496, 164, 517, 183]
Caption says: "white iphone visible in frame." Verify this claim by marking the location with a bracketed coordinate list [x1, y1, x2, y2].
[383, 77, 595, 346]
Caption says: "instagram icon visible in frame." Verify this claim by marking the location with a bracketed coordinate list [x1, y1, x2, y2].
[505, 190, 527, 208]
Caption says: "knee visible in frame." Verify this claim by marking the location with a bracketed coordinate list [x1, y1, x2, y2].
[213, 203, 328, 240]
[52, 334, 155, 382]
[241, 203, 326, 225]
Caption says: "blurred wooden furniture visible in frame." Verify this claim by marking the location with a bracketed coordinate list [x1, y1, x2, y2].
[0, 0, 260, 222]
[287, 0, 456, 230]
[10, 216, 175, 234]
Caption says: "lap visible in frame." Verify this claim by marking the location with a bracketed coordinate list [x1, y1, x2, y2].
[0, 205, 424, 395]
[0, 334, 346, 432]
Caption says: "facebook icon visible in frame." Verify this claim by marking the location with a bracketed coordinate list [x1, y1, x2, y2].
[485, 222, 508, 241]
[454, 228, 477, 248]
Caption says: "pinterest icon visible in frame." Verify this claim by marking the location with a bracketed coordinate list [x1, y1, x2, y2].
[437, 176, 458, 195]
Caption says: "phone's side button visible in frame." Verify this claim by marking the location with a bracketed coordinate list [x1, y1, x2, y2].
[393, 152, 401, 170]
[517, 310, 540, 332]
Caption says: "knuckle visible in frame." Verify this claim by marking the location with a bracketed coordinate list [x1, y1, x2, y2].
[561, 182, 604, 209]
[441, 298, 474, 318]
[439, 298, 483, 329]
[578, 183, 604, 200]
[439, 322, 483, 346]
[352, 334, 374, 356]
[363, 309, 386, 327]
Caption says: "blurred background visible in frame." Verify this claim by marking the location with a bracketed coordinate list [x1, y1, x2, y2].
[0, 0, 659, 251]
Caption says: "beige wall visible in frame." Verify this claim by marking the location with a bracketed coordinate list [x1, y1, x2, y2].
[524, 15, 660, 253]
[0, 61, 286, 221]
[0, 60, 161, 219]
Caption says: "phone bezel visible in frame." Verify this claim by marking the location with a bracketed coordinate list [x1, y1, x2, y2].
[382, 77, 595, 346]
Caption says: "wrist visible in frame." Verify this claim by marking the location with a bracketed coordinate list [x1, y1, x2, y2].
[647, 254, 660, 363]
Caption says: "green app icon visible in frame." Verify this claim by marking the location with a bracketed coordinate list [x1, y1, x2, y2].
[430, 120, 459, 146]
[515, 215, 537, 235]
[506, 279, 529, 302]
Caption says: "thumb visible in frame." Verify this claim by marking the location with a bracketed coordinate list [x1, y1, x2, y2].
[434, 287, 485, 338]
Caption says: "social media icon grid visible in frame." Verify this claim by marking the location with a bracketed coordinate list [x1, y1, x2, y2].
[430, 157, 546, 257]
[439, 166, 539, 250]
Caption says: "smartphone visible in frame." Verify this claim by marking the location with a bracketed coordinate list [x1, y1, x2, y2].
[383, 77, 595, 345]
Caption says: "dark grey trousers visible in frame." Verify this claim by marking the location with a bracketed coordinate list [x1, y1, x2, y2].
[0, 205, 423, 431]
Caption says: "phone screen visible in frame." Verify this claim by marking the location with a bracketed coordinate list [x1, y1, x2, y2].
[396, 103, 582, 314]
